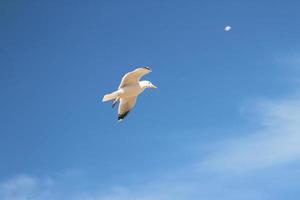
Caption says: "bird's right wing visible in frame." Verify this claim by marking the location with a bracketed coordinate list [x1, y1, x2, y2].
[118, 67, 151, 88]
[118, 96, 137, 121]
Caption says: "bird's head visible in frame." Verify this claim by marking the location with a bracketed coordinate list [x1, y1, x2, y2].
[140, 80, 157, 89]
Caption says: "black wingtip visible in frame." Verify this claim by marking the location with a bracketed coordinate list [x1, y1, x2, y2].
[143, 66, 151, 71]
[118, 111, 130, 121]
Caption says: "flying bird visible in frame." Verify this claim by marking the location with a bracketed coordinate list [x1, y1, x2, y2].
[102, 67, 157, 121]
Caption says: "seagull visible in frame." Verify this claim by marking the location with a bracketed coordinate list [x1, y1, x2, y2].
[102, 67, 157, 121]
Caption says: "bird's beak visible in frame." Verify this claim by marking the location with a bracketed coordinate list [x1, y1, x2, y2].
[151, 85, 157, 89]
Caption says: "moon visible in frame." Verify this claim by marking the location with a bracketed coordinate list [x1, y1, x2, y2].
[224, 26, 232, 32]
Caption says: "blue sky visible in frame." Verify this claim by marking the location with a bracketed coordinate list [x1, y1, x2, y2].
[1, 0, 300, 199]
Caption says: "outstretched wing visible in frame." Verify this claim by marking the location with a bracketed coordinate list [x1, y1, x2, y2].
[118, 96, 137, 121]
[119, 67, 151, 89]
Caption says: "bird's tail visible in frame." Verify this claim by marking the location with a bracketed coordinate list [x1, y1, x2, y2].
[102, 91, 119, 102]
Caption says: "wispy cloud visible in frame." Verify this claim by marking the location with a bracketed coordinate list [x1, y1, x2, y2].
[0, 175, 54, 200]
[2, 83, 300, 199]
[275, 54, 300, 67]
[204, 95, 300, 172]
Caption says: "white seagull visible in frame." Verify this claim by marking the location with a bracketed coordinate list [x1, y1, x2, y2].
[102, 67, 157, 121]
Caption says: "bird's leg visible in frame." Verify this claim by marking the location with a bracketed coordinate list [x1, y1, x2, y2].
[112, 97, 119, 108]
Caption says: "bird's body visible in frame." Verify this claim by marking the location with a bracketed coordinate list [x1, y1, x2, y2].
[102, 67, 157, 121]
[118, 83, 145, 98]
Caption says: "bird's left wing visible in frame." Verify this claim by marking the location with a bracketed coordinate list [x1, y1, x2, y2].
[118, 96, 137, 121]
[119, 67, 151, 89]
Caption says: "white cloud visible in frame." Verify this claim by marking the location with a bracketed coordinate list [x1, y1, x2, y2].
[0, 174, 168, 200]
[275, 54, 300, 67]
[0, 175, 54, 200]
[2, 89, 300, 200]
[203, 95, 300, 172]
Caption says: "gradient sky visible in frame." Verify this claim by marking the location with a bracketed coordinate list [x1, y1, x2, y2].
[1, 0, 300, 199]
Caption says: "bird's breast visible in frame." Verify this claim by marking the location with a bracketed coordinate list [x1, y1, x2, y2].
[119, 85, 143, 98]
